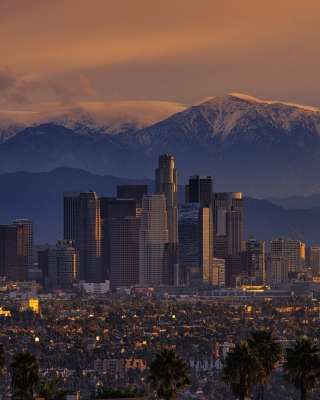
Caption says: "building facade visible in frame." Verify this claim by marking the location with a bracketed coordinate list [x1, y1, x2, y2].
[187, 175, 213, 205]
[100, 197, 137, 281]
[213, 192, 243, 258]
[0, 225, 29, 281]
[75, 191, 101, 283]
[139, 194, 168, 285]
[110, 216, 140, 289]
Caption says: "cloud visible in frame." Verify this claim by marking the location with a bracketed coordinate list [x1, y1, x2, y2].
[0, 100, 187, 130]
[0, 70, 17, 91]
[47, 73, 99, 107]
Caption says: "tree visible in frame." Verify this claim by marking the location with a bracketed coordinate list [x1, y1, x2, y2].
[0, 343, 5, 377]
[147, 347, 192, 400]
[10, 352, 40, 398]
[221, 341, 265, 400]
[248, 328, 283, 399]
[283, 337, 320, 400]
[37, 380, 75, 400]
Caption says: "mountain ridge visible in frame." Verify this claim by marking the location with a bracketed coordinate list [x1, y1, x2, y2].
[1, 94, 320, 197]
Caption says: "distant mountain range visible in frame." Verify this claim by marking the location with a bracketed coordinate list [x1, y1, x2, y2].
[0, 167, 319, 248]
[1, 94, 320, 197]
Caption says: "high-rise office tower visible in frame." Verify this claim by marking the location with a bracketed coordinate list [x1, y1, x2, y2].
[213, 192, 243, 258]
[188, 175, 213, 205]
[245, 236, 265, 285]
[75, 191, 101, 283]
[46, 240, 78, 289]
[11, 219, 34, 273]
[63, 192, 81, 240]
[179, 203, 201, 286]
[155, 154, 178, 244]
[178, 203, 213, 290]
[266, 255, 288, 284]
[100, 197, 137, 281]
[155, 155, 178, 285]
[212, 258, 225, 288]
[270, 236, 305, 275]
[224, 254, 244, 287]
[117, 185, 148, 212]
[139, 194, 168, 285]
[308, 247, 320, 276]
[0, 225, 29, 281]
[110, 216, 140, 290]
[199, 205, 213, 291]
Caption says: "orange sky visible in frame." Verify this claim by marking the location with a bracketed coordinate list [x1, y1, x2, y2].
[1, 0, 320, 118]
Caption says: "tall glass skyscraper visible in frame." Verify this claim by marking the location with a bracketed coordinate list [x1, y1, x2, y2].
[75, 191, 101, 283]
[139, 194, 168, 285]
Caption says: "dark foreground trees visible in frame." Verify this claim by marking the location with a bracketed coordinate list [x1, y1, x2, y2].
[221, 341, 265, 400]
[147, 347, 192, 400]
[10, 352, 40, 398]
[0, 343, 5, 377]
[283, 338, 320, 400]
[248, 328, 283, 399]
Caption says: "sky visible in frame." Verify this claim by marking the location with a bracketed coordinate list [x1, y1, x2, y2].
[1, 0, 320, 125]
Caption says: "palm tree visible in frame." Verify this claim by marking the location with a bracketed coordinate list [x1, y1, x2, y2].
[147, 347, 192, 400]
[36, 376, 59, 399]
[0, 343, 5, 377]
[248, 328, 283, 399]
[283, 337, 320, 400]
[221, 341, 265, 400]
[10, 352, 40, 398]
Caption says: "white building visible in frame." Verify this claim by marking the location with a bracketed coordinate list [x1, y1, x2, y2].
[82, 280, 110, 294]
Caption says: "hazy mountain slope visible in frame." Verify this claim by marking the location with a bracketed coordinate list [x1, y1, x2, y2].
[0, 168, 319, 247]
[244, 197, 320, 249]
[266, 194, 320, 209]
[0, 168, 154, 243]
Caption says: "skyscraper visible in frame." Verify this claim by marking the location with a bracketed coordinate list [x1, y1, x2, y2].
[139, 194, 168, 285]
[116, 185, 148, 213]
[309, 247, 320, 276]
[270, 236, 305, 276]
[213, 192, 243, 258]
[63, 192, 81, 240]
[110, 216, 140, 289]
[11, 219, 34, 273]
[245, 235, 265, 285]
[0, 225, 29, 281]
[100, 197, 137, 281]
[75, 191, 101, 283]
[179, 203, 201, 286]
[266, 255, 288, 284]
[199, 205, 213, 291]
[47, 240, 79, 289]
[155, 155, 178, 285]
[155, 154, 178, 244]
[188, 175, 213, 205]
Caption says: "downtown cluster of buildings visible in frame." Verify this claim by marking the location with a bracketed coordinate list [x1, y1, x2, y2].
[1, 154, 319, 294]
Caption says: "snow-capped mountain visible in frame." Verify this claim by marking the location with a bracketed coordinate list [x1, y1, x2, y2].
[1, 94, 320, 198]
